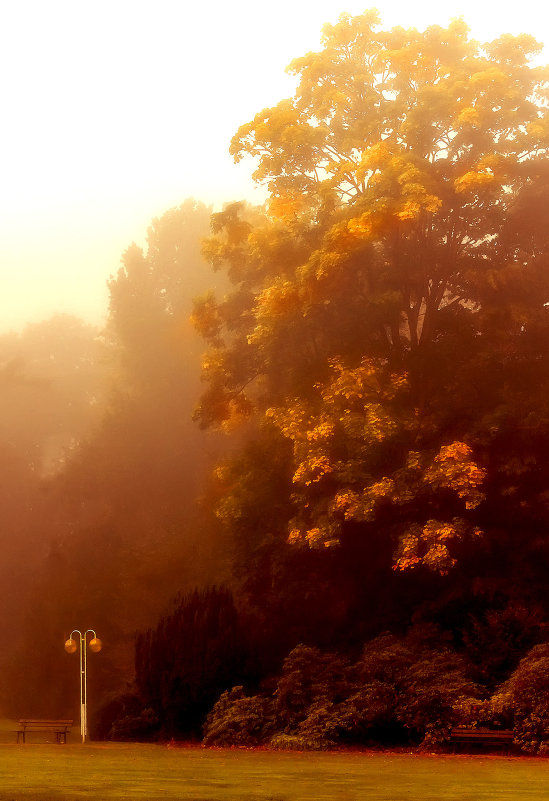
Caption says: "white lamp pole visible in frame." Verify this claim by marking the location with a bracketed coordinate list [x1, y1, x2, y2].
[64, 629, 102, 743]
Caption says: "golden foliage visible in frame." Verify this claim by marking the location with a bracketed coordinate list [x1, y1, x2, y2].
[266, 357, 486, 563]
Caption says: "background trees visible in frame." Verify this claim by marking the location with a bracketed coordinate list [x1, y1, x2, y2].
[0, 315, 107, 715]
[0, 200, 226, 720]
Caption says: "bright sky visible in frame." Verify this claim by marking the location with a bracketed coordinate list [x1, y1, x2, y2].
[1, 0, 549, 332]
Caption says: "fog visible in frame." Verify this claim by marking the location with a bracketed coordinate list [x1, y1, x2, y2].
[1, 0, 549, 743]
[2, 0, 548, 332]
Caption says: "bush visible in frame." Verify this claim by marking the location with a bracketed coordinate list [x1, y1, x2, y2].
[109, 707, 160, 741]
[295, 699, 346, 746]
[91, 691, 160, 741]
[274, 644, 350, 729]
[397, 649, 479, 745]
[203, 686, 277, 746]
[270, 733, 330, 750]
[493, 642, 549, 753]
[203, 627, 480, 749]
[356, 628, 480, 746]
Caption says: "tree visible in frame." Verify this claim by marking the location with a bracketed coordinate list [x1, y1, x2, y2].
[134, 587, 249, 737]
[194, 12, 549, 586]
[1, 201, 227, 719]
[0, 316, 108, 717]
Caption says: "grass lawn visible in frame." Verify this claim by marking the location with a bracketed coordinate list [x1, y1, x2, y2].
[0, 723, 547, 801]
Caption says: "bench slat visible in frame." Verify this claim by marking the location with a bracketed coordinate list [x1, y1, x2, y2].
[450, 728, 514, 749]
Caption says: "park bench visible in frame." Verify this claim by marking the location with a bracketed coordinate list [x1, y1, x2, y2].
[449, 727, 514, 752]
[16, 719, 73, 744]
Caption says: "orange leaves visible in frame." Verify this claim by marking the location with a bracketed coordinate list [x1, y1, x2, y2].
[322, 357, 408, 405]
[268, 193, 306, 221]
[395, 518, 483, 574]
[425, 441, 486, 510]
[293, 454, 333, 486]
[454, 169, 496, 194]
[253, 280, 300, 321]
[229, 9, 548, 228]
[191, 292, 222, 343]
[455, 106, 480, 127]
[266, 357, 486, 566]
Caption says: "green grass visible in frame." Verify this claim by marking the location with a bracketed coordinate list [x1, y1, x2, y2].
[0, 722, 547, 801]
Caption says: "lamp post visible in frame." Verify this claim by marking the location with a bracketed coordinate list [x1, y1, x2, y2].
[64, 630, 102, 743]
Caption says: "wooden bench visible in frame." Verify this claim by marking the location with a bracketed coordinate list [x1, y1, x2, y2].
[450, 727, 514, 752]
[16, 719, 73, 744]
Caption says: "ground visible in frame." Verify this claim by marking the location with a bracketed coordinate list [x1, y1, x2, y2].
[0, 732, 547, 801]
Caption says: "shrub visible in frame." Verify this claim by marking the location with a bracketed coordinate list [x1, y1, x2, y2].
[203, 686, 276, 746]
[91, 691, 160, 741]
[274, 644, 350, 729]
[356, 628, 480, 746]
[203, 628, 480, 749]
[397, 649, 480, 745]
[109, 707, 160, 741]
[493, 642, 549, 753]
[295, 699, 346, 746]
[270, 733, 330, 750]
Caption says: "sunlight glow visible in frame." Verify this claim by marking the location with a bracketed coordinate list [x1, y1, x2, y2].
[1, 0, 548, 331]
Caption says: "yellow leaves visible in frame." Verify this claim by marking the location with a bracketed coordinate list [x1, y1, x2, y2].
[425, 441, 486, 509]
[323, 357, 408, 405]
[456, 106, 480, 127]
[358, 143, 392, 176]
[249, 280, 300, 345]
[394, 526, 422, 571]
[229, 9, 549, 220]
[191, 293, 222, 343]
[306, 421, 335, 442]
[453, 153, 511, 196]
[477, 154, 503, 171]
[201, 349, 225, 376]
[454, 169, 495, 194]
[268, 193, 306, 221]
[332, 478, 396, 522]
[287, 520, 340, 548]
[268, 404, 335, 485]
[305, 528, 325, 547]
[527, 121, 549, 140]
[423, 194, 443, 213]
[355, 147, 443, 227]
[526, 117, 549, 145]
[395, 518, 482, 574]
[397, 201, 422, 221]
[470, 67, 508, 88]
[364, 403, 399, 444]
[347, 212, 374, 239]
[293, 454, 333, 486]
[333, 489, 361, 517]
[287, 527, 302, 545]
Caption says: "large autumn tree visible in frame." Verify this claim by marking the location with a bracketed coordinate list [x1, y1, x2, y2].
[194, 11, 549, 610]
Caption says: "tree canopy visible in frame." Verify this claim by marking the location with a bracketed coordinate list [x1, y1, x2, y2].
[194, 11, 549, 581]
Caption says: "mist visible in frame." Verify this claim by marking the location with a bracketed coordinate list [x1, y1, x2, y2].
[2, 0, 549, 752]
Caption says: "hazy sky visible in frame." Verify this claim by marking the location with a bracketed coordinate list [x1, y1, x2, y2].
[2, 0, 549, 332]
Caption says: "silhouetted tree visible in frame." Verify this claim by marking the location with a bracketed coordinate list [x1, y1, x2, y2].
[134, 587, 248, 736]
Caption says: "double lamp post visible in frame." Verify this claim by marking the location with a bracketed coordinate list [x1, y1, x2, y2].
[64, 629, 102, 743]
